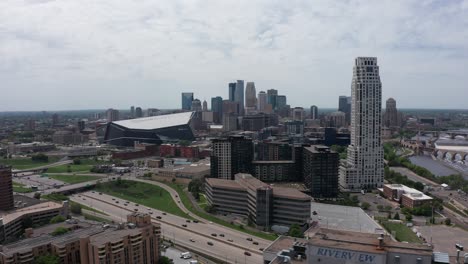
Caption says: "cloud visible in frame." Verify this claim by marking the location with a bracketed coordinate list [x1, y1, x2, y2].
[0, 0, 467, 110]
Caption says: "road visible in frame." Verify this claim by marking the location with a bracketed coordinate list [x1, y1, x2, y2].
[12, 159, 73, 174]
[72, 191, 264, 264]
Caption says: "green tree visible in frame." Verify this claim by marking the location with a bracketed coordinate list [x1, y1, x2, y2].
[70, 203, 82, 215]
[444, 218, 451, 225]
[377, 205, 384, 211]
[52, 227, 69, 236]
[49, 215, 66, 224]
[405, 214, 413, 222]
[158, 256, 174, 264]
[384, 205, 392, 212]
[393, 212, 400, 220]
[73, 158, 81, 165]
[67, 165, 72, 173]
[31, 153, 49, 162]
[33, 192, 41, 199]
[35, 254, 60, 264]
[361, 202, 370, 210]
[288, 224, 303, 238]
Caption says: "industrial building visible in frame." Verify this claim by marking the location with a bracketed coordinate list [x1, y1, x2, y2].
[104, 112, 195, 147]
[264, 228, 434, 264]
[382, 184, 433, 209]
[205, 174, 311, 229]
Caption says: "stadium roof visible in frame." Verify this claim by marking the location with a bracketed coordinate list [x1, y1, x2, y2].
[112, 112, 194, 130]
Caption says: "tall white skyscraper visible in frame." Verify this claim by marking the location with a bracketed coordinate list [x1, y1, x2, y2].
[339, 57, 384, 191]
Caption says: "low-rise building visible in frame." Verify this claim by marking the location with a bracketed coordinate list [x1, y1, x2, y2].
[264, 228, 434, 264]
[205, 173, 311, 229]
[52, 131, 87, 145]
[154, 159, 210, 180]
[382, 184, 433, 208]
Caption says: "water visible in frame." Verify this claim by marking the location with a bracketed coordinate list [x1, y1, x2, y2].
[408, 156, 459, 177]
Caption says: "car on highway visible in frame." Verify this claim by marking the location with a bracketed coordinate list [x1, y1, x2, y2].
[112, 198, 115, 200]
[189, 238, 195, 242]
[253, 241, 259, 245]
[259, 248, 264, 251]
[149, 212, 153, 214]
[134, 209, 138, 211]
[186, 220, 191, 223]
[211, 233, 217, 237]
[99, 192, 102, 195]
[244, 252, 251, 256]
[207, 242, 213, 246]
[246, 237, 253, 241]
[135, 203, 139, 206]
[156, 216, 162, 219]
[182, 224, 187, 227]
[193, 220, 199, 223]
[227, 239, 233, 242]
[116, 201, 119, 204]
[162, 212, 167, 215]
[219, 234, 224, 237]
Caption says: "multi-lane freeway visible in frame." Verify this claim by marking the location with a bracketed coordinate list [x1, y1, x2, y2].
[72, 190, 267, 264]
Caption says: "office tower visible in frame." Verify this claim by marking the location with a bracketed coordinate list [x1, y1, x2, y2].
[52, 113, 59, 126]
[257, 91, 267, 112]
[181, 92, 194, 110]
[0, 166, 14, 211]
[234, 80, 244, 115]
[241, 113, 278, 131]
[267, 89, 278, 110]
[285, 120, 304, 135]
[135, 107, 143, 118]
[202, 100, 208, 111]
[292, 107, 305, 121]
[222, 112, 238, 132]
[276, 95, 286, 110]
[147, 108, 160, 116]
[228, 82, 236, 101]
[303, 146, 339, 198]
[339, 57, 384, 191]
[245, 82, 257, 109]
[211, 96, 223, 124]
[106, 108, 120, 122]
[329, 111, 346, 128]
[338, 95, 352, 125]
[191, 99, 202, 111]
[222, 100, 239, 115]
[130, 106, 135, 118]
[210, 136, 253, 180]
[383, 98, 401, 127]
[77, 120, 85, 131]
[310, 105, 318, 119]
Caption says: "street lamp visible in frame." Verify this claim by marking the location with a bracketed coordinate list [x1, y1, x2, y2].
[455, 243, 464, 264]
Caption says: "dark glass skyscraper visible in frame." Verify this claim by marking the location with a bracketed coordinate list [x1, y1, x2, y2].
[211, 96, 223, 124]
[228, 83, 236, 101]
[303, 145, 339, 198]
[181, 92, 194, 110]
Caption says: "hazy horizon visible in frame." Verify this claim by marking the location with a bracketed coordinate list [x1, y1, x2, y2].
[1, 1, 467, 111]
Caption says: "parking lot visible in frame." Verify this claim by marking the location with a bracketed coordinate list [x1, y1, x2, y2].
[357, 192, 400, 216]
[416, 225, 468, 256]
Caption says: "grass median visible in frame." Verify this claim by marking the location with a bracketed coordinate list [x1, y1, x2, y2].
[48, 174, 102, 184]
[1, 157, 59, 170]
[160, 180, 277, 241]
[381, 221, 421, 243]
[95, 180, 191, 219]
[13, 181, 33, 193]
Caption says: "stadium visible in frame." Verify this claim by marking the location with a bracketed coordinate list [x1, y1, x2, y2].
[104, 112, 195, 147]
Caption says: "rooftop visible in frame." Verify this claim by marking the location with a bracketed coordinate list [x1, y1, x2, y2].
[112, 111, 194, 130]
[235, 173, 270, 190]
[205, 178, 245, 191]
[384, 184, 433, 201]
[273, 187, 311, 201]
[0, 201, 64, 225]
[90, 227, 145, 247]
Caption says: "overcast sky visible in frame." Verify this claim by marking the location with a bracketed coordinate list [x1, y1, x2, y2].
[1, 0, 467, 111]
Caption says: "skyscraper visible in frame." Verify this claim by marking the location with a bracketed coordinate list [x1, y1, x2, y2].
[245, 82, 257, 109]
[210, 136, 253, 180]
[267, 89, 278, 110]
[383, 98, 401, 128]
[338, 96, 351, 125]
[303, 146, 339, 198]
[234, 80, 244, 115]
[276, 95, 287, 110]
[202, 100, 208, 111]
[181, 92, 194, 110]
[135, 107, 143, 118]
[191, 99, 202, 111]
[310, 105, 318, 119]
[292, 107, 305, 121]
[257, 91, 267, 112]
[339, 57, 384, 191]
[211, 96, 223, 124]
[228, 82, 236, 101]
[0, 166, 14, 211]
[130, 106, 135, 118]
[106, 108, 120, 122]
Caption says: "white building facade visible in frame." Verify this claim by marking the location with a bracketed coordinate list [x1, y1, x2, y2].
[339, 57, 384, 191]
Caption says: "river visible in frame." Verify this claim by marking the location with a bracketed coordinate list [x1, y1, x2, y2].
[408, 155, 459, 177]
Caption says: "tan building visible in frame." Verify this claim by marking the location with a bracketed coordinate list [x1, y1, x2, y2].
[0, 213, 160, 264]
[206, 173, 311, 229]
[382, 184, 433, 209]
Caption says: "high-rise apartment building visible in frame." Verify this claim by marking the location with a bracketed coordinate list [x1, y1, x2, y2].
[245, 82, 256, 109]
[329, 111, 346, 128]
[0, 166, 14, 211]
[210, 136, 253, 180]
[257, 91, 268, 112]
[292, 107, 305, 121]
[234, 80, 244, 115]
[310, 105, 318, 119]
[181, 92, 194, 110]
[106, 108, 120, 122]
[339, 57, 384, 191]
[383, 98, 401, 128]
[303, 146, 339, 198]
[211, 96, 223, 124]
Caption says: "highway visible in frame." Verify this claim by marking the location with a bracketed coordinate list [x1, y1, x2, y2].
[72, 191, 264, 264]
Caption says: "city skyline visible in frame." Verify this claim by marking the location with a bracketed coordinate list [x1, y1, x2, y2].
[1, 1, 468, 111]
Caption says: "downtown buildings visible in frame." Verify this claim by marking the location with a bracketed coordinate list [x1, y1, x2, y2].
[181, 92, 194, 110]
[339, 57, 384, 191]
